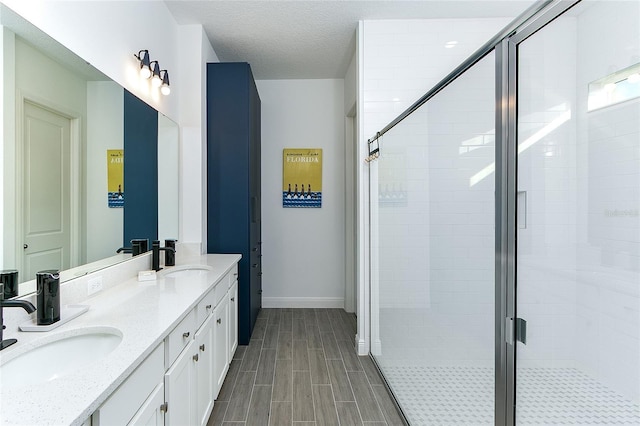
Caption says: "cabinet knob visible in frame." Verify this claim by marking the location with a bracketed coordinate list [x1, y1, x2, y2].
[183, 332, 190, 338]
[234, 272, 238, 277]
[193, 353, 199, 362]
[206, 304, 212, 310]
[231, 297, 235, 302]
[200, 344, 205, 352]
[252, 264, 258, 268]
[217, 318, 222, 324]
[160, 403, 168, 413]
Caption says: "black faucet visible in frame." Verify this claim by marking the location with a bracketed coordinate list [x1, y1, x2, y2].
[117, 238, 149, 256]
[0, 283, 36, 351]
[152, 240, 175, 272]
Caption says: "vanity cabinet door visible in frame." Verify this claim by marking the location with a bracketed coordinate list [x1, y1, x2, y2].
[165, 340, 196, 426]
[228, 280, 238, 361]
[128, 383, 165, 426]
[213, 296, 229, 397]
[195, 314, 215, 426]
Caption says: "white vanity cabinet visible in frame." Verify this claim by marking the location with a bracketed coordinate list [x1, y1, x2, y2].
[128, 383, 165, 426]
[228, 279, 238, 361]
[91, 263, 239, 426]
[213, 295, 229, 396]
[92, 343, 165, 426]
[164, 339, 197, 425]
[195, 314, 215, 426]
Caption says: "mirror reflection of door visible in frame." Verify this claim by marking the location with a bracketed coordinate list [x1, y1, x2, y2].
[21, 101, 71, 278]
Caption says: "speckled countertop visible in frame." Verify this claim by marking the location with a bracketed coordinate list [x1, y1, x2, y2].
[0, 253, 241, 426]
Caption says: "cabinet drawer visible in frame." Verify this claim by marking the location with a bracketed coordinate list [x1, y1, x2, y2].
[93, 343, 164, 426]
[165, 309, 196, 368]
[214, 279, 227, 307]
[196, 289, 215, 330]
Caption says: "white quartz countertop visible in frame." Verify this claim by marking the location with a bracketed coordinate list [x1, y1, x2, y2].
[0, 253, 241, 426]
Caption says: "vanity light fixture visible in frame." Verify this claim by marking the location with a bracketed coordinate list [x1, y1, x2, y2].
[134, 50, 151, 79]
[150, 61, 162, 87]
[160, 70, 171, 96]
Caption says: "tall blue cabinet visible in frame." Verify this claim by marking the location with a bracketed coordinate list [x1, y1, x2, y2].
[206, 63, 261, 345]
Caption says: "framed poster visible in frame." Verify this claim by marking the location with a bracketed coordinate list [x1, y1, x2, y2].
[107, 149, 124, 208]
[283, 148, 322, 208]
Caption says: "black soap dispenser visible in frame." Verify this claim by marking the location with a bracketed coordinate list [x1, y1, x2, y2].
[36, 270, 60, 325]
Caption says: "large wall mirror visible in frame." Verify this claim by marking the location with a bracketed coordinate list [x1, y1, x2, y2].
[1, 5, 179, 296]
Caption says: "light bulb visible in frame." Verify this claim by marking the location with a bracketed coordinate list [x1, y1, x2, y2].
[151, 61, 162, 86]
[160, 70, 170, 96]
[140, 66, 151, 79]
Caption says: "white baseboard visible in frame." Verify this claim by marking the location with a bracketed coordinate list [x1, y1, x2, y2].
[356, 334, 369, 356]
[262, 297, 344, 309]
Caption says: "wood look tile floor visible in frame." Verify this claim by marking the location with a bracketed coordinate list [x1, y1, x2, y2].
[207, 308, 405, 426]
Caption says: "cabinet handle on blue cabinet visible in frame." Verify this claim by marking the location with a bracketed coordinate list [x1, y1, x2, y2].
[183, 332, 190, 338]
[252, 264, 258, 268]
[200, 344, 205, 352]
[193, 353, 199, 362]
[217, 318, 222, 324]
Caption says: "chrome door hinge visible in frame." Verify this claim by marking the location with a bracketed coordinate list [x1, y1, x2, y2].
[505, 317, 527, 345]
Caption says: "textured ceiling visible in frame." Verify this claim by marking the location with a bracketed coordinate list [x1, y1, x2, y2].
[165, 0, 537, 79]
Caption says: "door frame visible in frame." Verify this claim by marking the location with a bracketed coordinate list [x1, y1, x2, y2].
[15, 90, 82, 276]
[494, 1, 582, 425]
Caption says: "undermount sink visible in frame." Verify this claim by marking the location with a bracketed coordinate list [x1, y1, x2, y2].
[163, 265, 213, 278]
[0, 327, 122, 387]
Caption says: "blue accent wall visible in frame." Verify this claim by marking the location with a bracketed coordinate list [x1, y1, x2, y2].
[123, 90, 158, 246]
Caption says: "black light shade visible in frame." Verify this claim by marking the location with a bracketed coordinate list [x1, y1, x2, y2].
[136, 50, 151, 78]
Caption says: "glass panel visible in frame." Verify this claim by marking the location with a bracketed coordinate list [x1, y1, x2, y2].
[516, 1, 640, 424]
[371, 52, 495, 425]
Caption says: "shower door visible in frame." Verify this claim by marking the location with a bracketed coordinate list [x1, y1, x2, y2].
[514, 0, 640, 424]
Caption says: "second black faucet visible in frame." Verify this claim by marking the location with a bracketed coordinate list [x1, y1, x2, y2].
[151, 240, 176, 271]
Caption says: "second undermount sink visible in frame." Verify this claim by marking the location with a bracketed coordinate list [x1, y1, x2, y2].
[163, 265, 213, 278]
[0, 327, 122, 387]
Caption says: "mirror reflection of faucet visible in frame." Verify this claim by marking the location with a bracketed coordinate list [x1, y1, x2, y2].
[116, 238, 149, 256]
[0, 282, 36, 350]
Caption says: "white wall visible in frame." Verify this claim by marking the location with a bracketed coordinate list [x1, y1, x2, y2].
[574, 0, 640, 403]
[257, 79, 346, 308]
[362, 18, 510, 141]
[86, 81, 123, 262]
[178, 25, 218, 250]
[1, 0, 180, 121]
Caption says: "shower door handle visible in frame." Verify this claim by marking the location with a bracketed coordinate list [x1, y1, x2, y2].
[506, 317, 527, 345]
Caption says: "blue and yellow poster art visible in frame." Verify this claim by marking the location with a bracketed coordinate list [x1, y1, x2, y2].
[283, 148, 322, 208]
[107, 149, 124, 208]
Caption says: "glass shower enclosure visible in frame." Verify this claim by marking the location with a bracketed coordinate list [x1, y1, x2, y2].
[369, 1, 640, 425]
